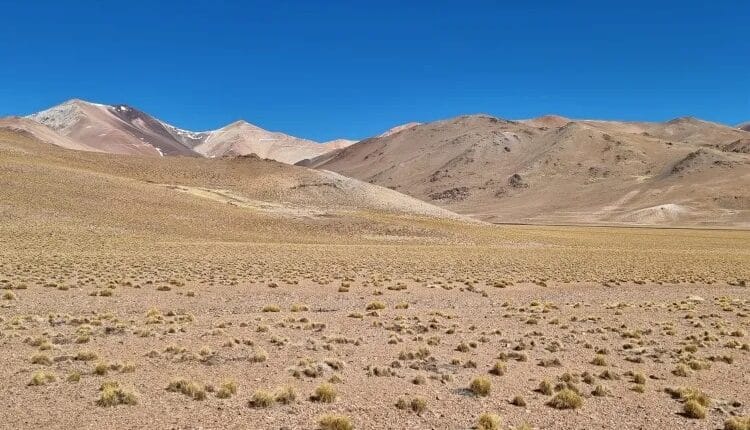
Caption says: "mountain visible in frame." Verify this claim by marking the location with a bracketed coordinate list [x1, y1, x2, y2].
[25, 99, 354, 163]
[378, 122, 422, 137]
[28, 99, 197, 157]
[0, 125, 463, 247]
[0, 116, 104, 153]
[304, 114, 750, 227]
[187, 120, 354, 163]
[739, 122, 750, 132]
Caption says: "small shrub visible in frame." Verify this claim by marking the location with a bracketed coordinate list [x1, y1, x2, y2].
[75, 350, 98, 361]
[683, 399, 706, 419]
[93, 362, 109, 376]
[312, 383, 337, 403]
[250, 348, 268, 363]
[365, 301, 385, 311]
[274, 385, 297, 404]
[538, 379, 553, 395]
[216, 379, 237, 398]
[395, 397, 408, 409]
[477, 413, 502, 430]
[547, 388, 583, 409]
[410, 396, 427, 414]
[724, 417, 750, 430]
[672, 364, 690, 377]
[97, 383, 138, 407]
[469, 376, 491, 397]
[29, 371, 56, 386]
[318, 414, 353, 430]
[592, 384, 609, 397]
[249, 389, 275, 408]
[510, 395, 526, 407]
[489, 361, 506, 376]
[31, 353, 52, 365]
[167, 378, 206, 400]
[592, 354, 607, 366]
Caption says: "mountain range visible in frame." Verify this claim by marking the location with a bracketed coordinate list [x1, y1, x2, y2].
[302, 114, 750, 226]
[2, 99, 748, 226]
[18, 99, 355, 163]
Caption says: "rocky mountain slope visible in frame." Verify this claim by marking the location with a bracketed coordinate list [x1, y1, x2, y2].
[25, 99, 353, 163]
[0, 125, 464, 246]
[305, 114, 750, 226]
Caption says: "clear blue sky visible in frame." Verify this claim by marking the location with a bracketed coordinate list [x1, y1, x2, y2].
[1, 0, 747, 141]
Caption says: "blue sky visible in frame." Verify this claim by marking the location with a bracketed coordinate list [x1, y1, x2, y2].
[1, 0, 747, 141]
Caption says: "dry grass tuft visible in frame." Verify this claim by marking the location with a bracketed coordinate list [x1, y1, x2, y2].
[547, 388, 584, 409]
[311, 383, 337, 403]
[97, 381, 138, 407]
[249, 389, 275, 408]
[469, 376, 491, 397]
[477, 412, 502, 430]
[318, 414, 354, 430]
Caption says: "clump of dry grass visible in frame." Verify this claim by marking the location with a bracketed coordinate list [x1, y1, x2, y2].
[167, 378, 206, 400]
[547, 388, 583, 409]
[672, 364, 690, 377]
[249, 389, 275, 408]
[489, 361, 506, 376]
[407, 396, 427, 414]
[591, 354, 607, 366]
[216, 379, 237, 399]
[311, 383, 337, 403]
[274, 385, 297, 404]
[30, 353, 52, 365]
[469, 376, 491, 397]
[365, 301, 385, 310]
[538, 379, 553, 395]
[97, 381, 138, 407]
[318, 414, 353, 430]
[477, 413, 502, 430]
[724, 417, 750, 430]
[93, 362, 109, 376]
[666, 386, 710, 407]
[510, 395, 527, 407]
[592, 384, 609, 397]
[250, 347, 268, 363]
[290, 303, 308, 312]
[75, 350, 99, 361]
[683, 399, 706, 419]
[28, 371, 56, 386]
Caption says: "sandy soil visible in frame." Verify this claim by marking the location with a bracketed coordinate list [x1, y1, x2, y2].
[0, 238, 748, 430]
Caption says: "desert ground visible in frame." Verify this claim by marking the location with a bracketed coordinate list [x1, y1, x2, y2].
[2, 222, 749, 429]
[1, 119, 749, 430]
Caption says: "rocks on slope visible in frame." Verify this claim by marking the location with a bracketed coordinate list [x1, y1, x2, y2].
[308, 114, 750, 226]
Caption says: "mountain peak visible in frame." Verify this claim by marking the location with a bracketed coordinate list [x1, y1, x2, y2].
[223, 119, 263, 130]
[666, 116, 704, 125]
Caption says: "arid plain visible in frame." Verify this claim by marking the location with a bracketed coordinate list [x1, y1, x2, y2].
[1, 125, 749, 430]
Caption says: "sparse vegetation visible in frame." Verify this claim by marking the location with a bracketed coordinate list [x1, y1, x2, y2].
[547, 389, 584, 409]
[469, 376, 491, 397]
[477, 413, 502, 430]
[318, 414, 354, 430]
[311, 383, 337, 403]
